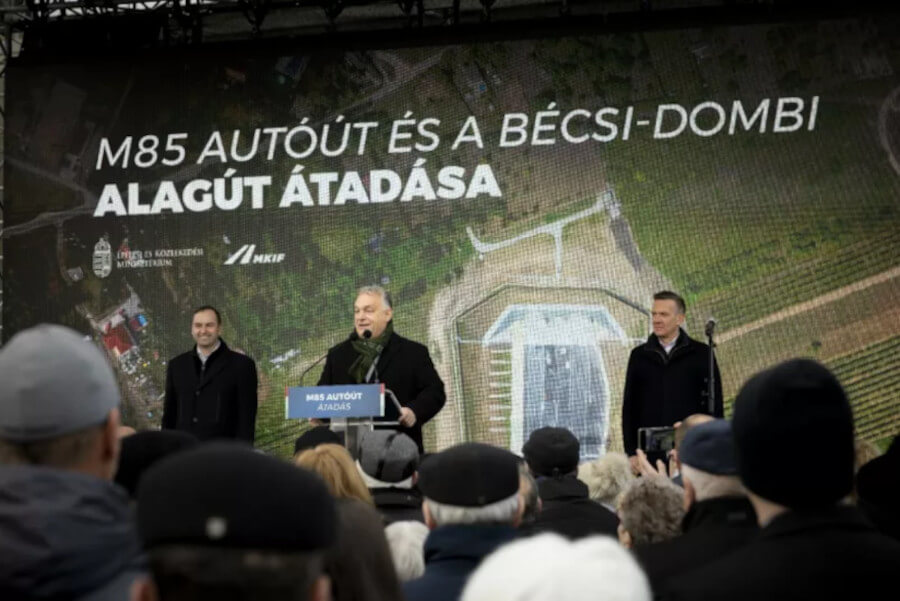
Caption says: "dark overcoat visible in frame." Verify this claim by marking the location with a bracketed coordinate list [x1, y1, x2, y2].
[622, 330, 723, 455]
[318, 331, 446, 451]
[634, 496, 757, 597]
[663, 506, 900, 601]
[403, 525, 518, 601]
[162, 340, 258, 443]
[525, 475, 619, 539]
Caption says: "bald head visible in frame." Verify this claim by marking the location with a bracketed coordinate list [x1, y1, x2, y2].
[675, 414, 715, 450]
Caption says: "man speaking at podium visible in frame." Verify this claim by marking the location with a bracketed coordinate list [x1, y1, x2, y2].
[318, 285, 446, 452]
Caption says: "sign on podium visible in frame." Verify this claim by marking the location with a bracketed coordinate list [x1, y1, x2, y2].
[285, 383, 398, 458]
[285, 383, 385, 419]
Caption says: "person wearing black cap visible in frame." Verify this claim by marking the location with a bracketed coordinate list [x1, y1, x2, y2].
[115, 430, 200, 498]
[522, 426, 618, 539]
[403, 443, 523, 601]
[135, 442, 336, 601]
[294, 425, 344, 455]
[162, 306, 258, 444]
[0, 324, 146, 601]
[634, 419, 757, 596]
[665, 359, 900, 601]
[317, 286, 446, 452]
[357, 430, 424, 524]
[622, 291, 723, 471]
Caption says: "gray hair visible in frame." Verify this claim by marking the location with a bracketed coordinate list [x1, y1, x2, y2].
[425, 492, 520, 527]
[680, 465, 745, 502]
[357, 285, 393, 309]
[578, 452, 635, 507]
[617, 477, 685, 546]
[384, 521, 429, 582]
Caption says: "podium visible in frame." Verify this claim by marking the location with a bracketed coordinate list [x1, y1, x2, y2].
[285, 383, 401, 458]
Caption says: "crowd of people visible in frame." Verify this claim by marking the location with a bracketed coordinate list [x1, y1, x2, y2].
[0, 323, 898, 601]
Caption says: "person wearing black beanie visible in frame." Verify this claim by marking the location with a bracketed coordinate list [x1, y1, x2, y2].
[664, 359, 900, 601]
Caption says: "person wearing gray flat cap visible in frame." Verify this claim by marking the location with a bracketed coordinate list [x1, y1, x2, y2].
[0, 324, 146, 601]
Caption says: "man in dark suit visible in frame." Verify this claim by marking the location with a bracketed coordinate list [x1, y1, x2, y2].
[622, 291, 723, 472]
[318, 286, 445, 452]
[162, 306, 258, 443]
[663, 359, 900, 601]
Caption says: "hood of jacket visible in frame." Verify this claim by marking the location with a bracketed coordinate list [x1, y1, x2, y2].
[0, 465, 144, 600]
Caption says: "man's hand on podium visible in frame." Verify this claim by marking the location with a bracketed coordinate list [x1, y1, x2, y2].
[399, 407, 417, 427]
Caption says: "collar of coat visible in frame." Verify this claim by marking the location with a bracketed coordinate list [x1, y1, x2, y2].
[423, 524, 518, 563]
[536, 474, 591, 501]
[644, 329, 695, 362]
[758, 505, 875, 541]
[194, 338, 229, 363]
[682, 496, 758, 533]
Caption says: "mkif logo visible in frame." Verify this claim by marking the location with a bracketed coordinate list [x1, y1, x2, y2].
[224, 244, 286, 265]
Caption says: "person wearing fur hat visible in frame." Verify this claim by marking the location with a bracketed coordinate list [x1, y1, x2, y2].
[664, 359, 900, 601]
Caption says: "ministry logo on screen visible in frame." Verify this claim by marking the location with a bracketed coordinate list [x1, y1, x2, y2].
[224, 244, 286, 266]
[91, 237, 204, 274]
[92, 237, 113, 278]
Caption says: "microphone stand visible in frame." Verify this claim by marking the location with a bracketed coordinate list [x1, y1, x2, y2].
[299, 353, 328, 386]
[705, 319, 716, 415]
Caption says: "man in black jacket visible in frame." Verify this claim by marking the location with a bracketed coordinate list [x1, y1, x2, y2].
[622, 291, 722, 470]
[318, 286, 445, 452]
[663, 359, 900, 601]
[522, 426, 618, 539]
[163, 306, 258, 443]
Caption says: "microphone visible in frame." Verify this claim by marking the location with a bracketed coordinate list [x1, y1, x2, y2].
[705, 318, 717, 337]
[363, 329, 372, 339]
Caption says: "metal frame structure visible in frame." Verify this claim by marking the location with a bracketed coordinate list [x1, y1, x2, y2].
[0, 1, 887, 48]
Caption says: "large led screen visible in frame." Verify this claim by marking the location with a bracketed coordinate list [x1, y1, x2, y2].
[4, 15, 900, 455]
